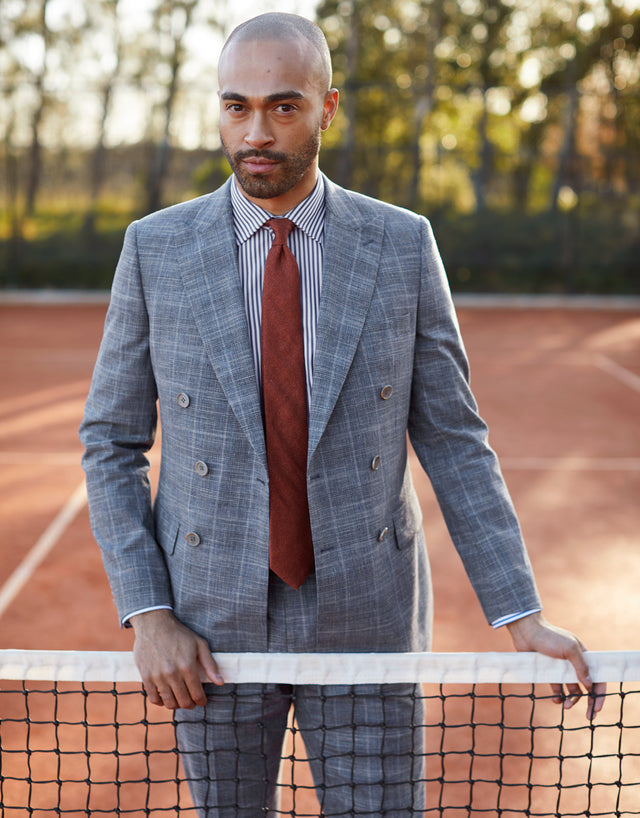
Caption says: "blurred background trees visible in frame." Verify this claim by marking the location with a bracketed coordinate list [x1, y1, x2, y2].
[1, 0, 638, 292]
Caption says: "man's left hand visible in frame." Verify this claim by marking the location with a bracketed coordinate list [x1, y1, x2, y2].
[507, 611, 606, 719]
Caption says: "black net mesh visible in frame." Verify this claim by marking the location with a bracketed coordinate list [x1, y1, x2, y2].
[1, 678, 639, 816]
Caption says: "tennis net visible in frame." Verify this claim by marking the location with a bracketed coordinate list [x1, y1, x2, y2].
[1, 649, 639, 816]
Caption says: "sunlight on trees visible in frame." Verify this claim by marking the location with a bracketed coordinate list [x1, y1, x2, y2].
[1, 0, 638, 292]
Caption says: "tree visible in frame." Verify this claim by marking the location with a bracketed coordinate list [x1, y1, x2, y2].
[83, 0, 125, 234]
[405, 0, 444, 212]
[142, 0, 194, 213]
[23, 0, 52, 216]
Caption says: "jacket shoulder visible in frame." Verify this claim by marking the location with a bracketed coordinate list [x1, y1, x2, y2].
[323, 176, 426, 229]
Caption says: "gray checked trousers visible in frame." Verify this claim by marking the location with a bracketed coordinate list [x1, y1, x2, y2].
[175, 574, 426, 817]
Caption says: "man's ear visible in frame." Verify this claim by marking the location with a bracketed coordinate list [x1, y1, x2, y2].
[321, 89, 339, 131]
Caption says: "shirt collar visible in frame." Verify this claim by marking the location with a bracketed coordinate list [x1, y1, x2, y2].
[230, 174, 325, 245]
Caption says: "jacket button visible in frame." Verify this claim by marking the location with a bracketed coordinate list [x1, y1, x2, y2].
[195, 460, 209, 476]
[380, 385, 393, 400]
[177, 392, 191, 408]
[185, 532, 201, 547]
[371, 455, 381, 471]
[377, 527, 389, 542]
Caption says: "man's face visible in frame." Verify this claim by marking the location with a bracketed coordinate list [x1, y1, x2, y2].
[218, 37, 338, 214]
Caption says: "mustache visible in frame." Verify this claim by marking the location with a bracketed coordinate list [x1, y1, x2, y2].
[234, 149, 287, 162]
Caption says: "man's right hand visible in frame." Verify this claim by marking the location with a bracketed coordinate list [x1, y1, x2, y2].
[131, 609, 224, 710]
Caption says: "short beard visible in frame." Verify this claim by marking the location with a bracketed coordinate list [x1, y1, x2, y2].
[221, 130, 321, 200]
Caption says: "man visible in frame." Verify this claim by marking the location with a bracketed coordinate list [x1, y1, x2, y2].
[80, 12, 604, 817]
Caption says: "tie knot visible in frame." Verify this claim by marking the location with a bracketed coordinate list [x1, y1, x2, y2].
[266, 218, 294, 246]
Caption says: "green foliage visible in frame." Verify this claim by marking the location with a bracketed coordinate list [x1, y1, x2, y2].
[433, 208, 640, 294]
[2, 195, 637, 294]
[0, 203, 131, 290]
[191, 152, 232, 195]
[316, 0, 640, 243]
[1, 0, 639, 293]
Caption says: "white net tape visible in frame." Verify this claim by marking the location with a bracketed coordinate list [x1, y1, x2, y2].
[1, 649, 639, 684]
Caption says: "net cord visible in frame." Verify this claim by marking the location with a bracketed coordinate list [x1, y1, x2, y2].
[0, 650, 638, 684]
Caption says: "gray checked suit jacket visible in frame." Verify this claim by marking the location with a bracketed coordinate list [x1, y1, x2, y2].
[80, 174, 541, 653]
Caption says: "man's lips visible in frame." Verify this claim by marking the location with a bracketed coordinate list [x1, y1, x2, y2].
[240, 157, 279, 174]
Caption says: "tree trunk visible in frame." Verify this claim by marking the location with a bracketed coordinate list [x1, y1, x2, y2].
[408, 0, 443, 212]
[25, 0, 50, 217]
[145, 2, 197, 214]
[551, 80, 580, 212]
[4, 112, 23, 286]
[84, 0, 123, 235]
[471, 90, 492, 212]
[336, 1, 360, 190]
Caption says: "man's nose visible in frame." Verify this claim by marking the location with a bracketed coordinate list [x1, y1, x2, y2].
[245, 112, 274, 149]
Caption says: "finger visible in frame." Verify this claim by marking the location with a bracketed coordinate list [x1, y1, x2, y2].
[180, 664, 209, 708]
[168, 673, 202, 710]
[198, 642, 224, 686]
[587, 681, 607, 720]
[550, 683, 564, 705]
[563, 682, 583, 709]
[565, 640, 593, 692]
[156, 688, 180, 710]
[169, 639, 222, 707]
[144, 681, 163, 707]
[148, 664, 199, 710]
[566, 644, 608, 718]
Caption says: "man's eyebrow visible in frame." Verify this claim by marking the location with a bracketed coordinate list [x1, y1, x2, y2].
[220, 90, 305, 103]
[265, 91, 305, 103]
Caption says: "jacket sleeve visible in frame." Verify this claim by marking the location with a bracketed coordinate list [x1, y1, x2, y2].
[79, 221, 173, 623]
[407, 217, 542, 624]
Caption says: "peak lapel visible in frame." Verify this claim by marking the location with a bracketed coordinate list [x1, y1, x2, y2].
[308, 181, 384, 459]
[176, 184, 266, 466]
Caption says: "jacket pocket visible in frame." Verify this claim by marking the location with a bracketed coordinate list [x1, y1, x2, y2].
[155, 517, 180, 556]
[392, 496, 423, 551]
[364, 310, 412, 347]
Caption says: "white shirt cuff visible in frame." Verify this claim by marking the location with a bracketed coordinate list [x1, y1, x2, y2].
[491, 608, 541, 629]
[122, 604, 173, 628]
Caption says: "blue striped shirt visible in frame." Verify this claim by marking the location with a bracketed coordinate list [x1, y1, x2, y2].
[230, 175, 325, 407]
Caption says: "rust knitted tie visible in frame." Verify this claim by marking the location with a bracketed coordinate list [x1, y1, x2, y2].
[261, 218, 314, 588]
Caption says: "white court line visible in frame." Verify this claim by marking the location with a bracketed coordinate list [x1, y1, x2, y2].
[0, 480, 87, 621]
[594, 354, 640, 394]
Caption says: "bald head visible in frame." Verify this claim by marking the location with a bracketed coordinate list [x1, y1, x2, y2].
[220, 13, 332, 93]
